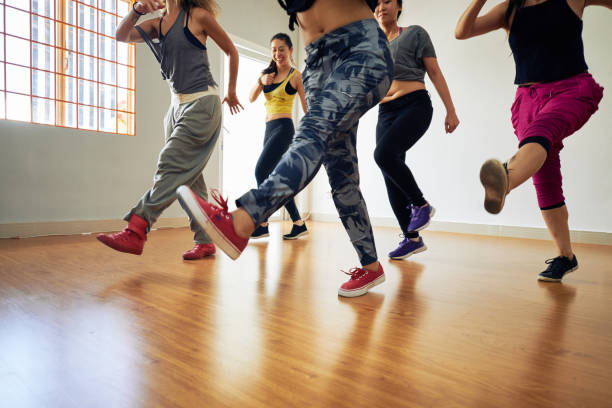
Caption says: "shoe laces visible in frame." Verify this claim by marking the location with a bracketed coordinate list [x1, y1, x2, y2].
[342, 267, 367, 280]
[209, 189, 229, 212]
[544, 256, 571, 272]
[398, 233, 410, 245]
[545, 256, 570, 265]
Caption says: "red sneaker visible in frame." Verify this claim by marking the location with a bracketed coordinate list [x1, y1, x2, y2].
[177, 186, 248, 260]
[183, 243, 216, 260]
[338, 264, 385, 298]
[97, 214, 147, 255]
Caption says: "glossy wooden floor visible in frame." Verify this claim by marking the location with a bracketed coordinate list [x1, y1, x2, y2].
[1, 222, 611, 408]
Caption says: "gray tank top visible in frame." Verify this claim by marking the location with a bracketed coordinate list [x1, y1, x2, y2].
[388, 25, 436, 83]
[136, 8, 217, 94]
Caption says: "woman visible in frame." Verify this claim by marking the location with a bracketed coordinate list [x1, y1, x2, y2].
[178, 0, 394, 297]
[456, 0, 608, 281]
[97, 0, 243, 260]
[374, 0, 460, 260]
[248, 33, 309, 240]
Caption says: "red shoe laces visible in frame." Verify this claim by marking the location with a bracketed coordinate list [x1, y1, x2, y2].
[342, 267, 367, 280]
[209, 189, 229, 212]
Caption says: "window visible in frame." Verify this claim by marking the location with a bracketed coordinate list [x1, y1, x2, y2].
[0, 0, 135, 135]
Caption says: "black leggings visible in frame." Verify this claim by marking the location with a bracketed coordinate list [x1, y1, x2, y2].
[374, 90, 433, 237]
[254, 118, 301, 222]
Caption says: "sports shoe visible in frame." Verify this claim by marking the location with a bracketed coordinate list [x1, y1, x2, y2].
[97, 214, 147, 255]
[182, 243, 216, 260]
[388, 236, 427, 260]
[480, 159, 509, 214]
[176, 186, 248, 260]
[251, 225, 270, 239]
[407, 203, 435, 232]
[338, 264, 385, 298]
[283, 223, 308, 240]
[538, 255, 578, 282]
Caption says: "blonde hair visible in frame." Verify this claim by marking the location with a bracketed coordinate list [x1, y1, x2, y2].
[182, 0, 220, 17]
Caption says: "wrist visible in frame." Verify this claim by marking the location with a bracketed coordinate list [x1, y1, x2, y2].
[133, 2, 146, 16]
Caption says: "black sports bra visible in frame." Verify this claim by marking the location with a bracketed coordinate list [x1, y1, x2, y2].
[264, 68, 297, 95]
[159, 7, 206, 50]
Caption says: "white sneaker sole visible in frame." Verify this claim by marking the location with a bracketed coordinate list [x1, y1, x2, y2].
[338, 274, 386, 298]
[283, 230, 309, 240]
[176, 186, 241, 260]
[410, 207, 436, 232]
[537, 265, 578, 282]
[389, 244, 427, 260]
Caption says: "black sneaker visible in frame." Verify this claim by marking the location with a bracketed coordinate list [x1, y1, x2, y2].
[538, 255, 578, 282]
[283, 223, 308, 240]
[251, 225, 269, 239]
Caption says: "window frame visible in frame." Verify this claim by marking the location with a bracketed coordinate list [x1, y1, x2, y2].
[0, 0, 136, 135]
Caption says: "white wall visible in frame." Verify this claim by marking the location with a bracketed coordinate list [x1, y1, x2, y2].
[0, 0, 292, 228]
[311, 1, 612, 234]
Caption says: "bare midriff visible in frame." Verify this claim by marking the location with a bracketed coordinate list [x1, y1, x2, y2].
[297, 0, 375, 45]
[266, 113, 293, 123]
[380, 80, 426, 104]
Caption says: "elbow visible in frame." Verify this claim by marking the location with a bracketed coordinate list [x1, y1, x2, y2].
[454, 27, 469, 40]
[115, 31, 128, 43]
[228, 47, 239, 60]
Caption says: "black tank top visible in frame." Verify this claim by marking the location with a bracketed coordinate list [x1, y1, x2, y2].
[277, 0, 378, 30]
[509, 0, 588, 84]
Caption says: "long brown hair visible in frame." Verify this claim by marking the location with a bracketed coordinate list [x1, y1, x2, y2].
[181, 0, 220, 17]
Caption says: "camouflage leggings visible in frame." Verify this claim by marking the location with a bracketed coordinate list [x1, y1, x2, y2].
[236, 19, 392, 266]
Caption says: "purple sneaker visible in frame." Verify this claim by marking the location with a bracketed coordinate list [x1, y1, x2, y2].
[388, 236, 427, 260]
[407, 203, 435, 232]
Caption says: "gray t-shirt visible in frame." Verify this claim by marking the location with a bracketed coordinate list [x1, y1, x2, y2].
[388, 25, 436, 83]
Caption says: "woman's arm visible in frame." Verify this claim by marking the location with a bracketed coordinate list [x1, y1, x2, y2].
[292, 71, 308, 114]
[455, 0, 508, 40]
[249, 77, 264, 103]
[115, 0, 163, 43]
[194, 8, 243, 114]
[423, 57, 460, 134]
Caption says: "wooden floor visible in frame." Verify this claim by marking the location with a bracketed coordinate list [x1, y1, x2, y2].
[1, 222, 611, 408]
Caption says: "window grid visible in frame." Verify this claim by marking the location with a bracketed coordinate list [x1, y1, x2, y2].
[0, 0, 136, 135]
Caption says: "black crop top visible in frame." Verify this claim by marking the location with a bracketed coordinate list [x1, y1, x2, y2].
[277, 0, 378, 30]
[509, 0, 588, 84]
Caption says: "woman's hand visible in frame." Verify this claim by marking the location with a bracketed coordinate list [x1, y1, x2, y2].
[223, 90, 244, 115]
[445, 110, 460, 133]
[261, 73, 276, 86]
[134, 0, 165, 15]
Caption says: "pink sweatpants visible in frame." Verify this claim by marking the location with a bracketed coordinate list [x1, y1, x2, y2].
[511, 73, 604, 209]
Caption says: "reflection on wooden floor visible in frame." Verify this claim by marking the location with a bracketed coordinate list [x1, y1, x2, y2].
[1, 221, 611, 407]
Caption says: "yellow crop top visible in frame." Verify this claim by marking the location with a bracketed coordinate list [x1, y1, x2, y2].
[264, 68, 298, 115]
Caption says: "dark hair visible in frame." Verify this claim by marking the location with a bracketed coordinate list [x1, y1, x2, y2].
[397, 0, 402, 18]
[262, 33, 293, 75]
[504, 0, 526, 27]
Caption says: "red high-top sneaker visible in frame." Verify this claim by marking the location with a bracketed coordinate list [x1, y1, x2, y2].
[177, 186, 248, 260]
[97, 214, 148, 255]
[338, 263, 385, 298]
[183, 243, 216, 260]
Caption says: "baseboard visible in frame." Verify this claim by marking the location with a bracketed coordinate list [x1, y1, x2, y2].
[0, 218, 190, 239]
[310, 213, 612, 246]
[0, 214, 286, 239]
